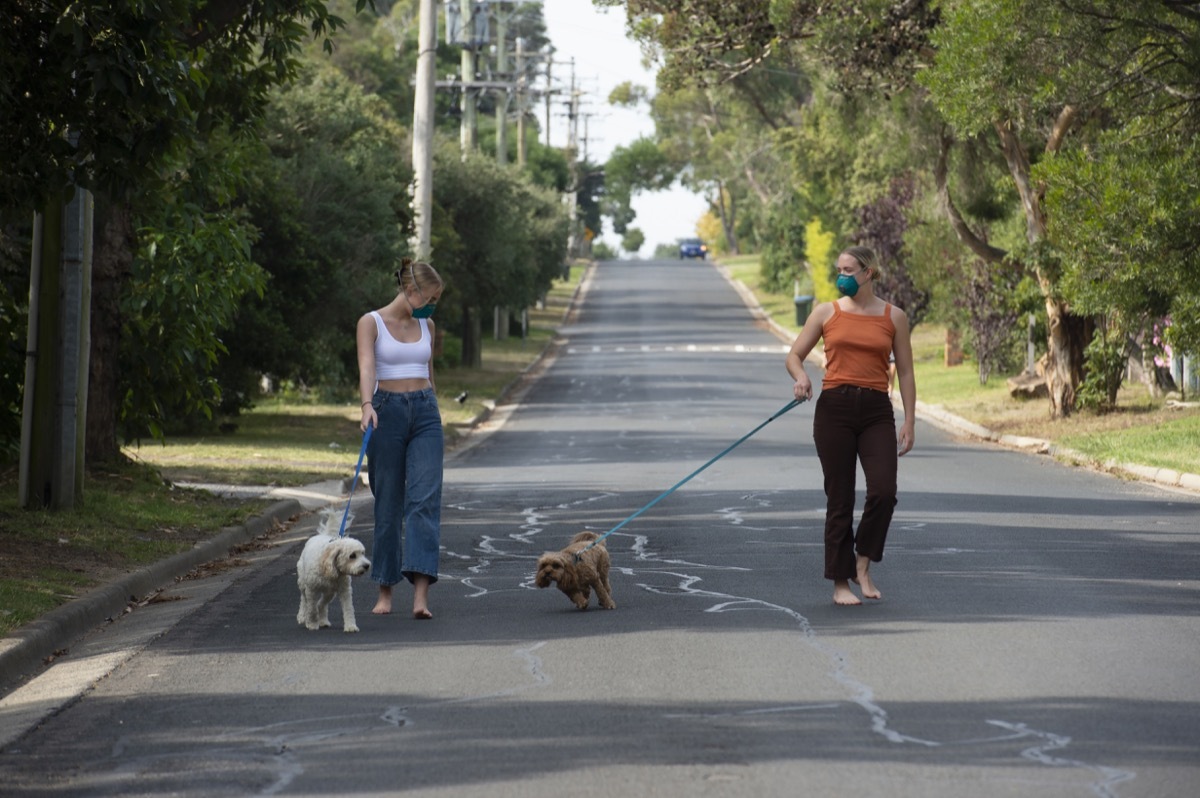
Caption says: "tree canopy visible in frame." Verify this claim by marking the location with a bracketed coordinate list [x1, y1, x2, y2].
[0, 0, 574, 468]
[611, 0, 1200, 414]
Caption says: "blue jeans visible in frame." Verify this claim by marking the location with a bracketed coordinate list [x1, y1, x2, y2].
[366, 388, 443, 586]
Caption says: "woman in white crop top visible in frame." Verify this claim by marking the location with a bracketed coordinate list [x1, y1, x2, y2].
[356, 259, 446, 620]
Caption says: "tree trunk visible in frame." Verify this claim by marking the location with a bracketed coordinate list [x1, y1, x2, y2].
[994, 113, 1089, 419]
[712, 181, 739, 255]
[86, 200, 134, 464]
[1042, 292, 1091, 417]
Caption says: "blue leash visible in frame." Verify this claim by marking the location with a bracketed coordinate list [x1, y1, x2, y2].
[338, 424, 373, 537]
[576, 398, 804, 559]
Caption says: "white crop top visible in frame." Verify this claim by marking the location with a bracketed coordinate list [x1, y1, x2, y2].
[371, 311, 431, 380]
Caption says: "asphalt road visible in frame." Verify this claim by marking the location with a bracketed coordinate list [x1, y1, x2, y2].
[1, 259, 1198, 797]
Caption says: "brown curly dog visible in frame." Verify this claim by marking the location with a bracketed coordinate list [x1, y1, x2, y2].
[534, 531, 616, 610]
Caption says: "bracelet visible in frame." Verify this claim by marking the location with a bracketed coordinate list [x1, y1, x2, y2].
[361, 401, 372, 407]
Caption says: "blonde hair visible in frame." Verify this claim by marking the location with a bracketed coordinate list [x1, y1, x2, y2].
[395, 258, 444, 295]
[842, 246, 882, 277]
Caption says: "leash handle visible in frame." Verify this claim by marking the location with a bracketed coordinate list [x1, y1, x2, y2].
[577, 398, 803, 557]
[338, 424, 373, 537]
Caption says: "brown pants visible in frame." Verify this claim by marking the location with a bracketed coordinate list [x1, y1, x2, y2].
[812, 384, 898, 581]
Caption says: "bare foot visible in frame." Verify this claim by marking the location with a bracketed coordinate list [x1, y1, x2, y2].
[833, 580, 862, 606]
[412, 575, 432, 620]
[372, 585, 393, 615]
[855, 557, 881, 600]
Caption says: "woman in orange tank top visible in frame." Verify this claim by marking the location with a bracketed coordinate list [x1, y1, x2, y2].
[785, 246, 916, 606]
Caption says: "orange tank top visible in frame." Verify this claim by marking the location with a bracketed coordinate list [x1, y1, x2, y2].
[821, 303, 895, 393]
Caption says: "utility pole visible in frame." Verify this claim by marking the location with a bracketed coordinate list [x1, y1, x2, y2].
[446, 1, 487, 155]
[543, 55, 553, 147]
[460, 40, 477, 153]
[441, 2, 511, 159]
[20, 179, 92, 510]
[491, 2, 511, 339]
[493, 3, 511, 165]
[516, 36, 527, 167]
[581, 112, 592, 164]
[564, 58, 581, 260]
[411, 0, 437, 260]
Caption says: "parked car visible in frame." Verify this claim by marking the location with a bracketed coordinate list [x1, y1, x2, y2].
[678, 238, 707, 260]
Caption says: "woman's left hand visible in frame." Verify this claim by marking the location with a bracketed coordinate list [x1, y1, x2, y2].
[897, 423, 915, 457]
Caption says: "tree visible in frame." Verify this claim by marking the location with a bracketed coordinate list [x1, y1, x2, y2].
[920, 0, 1200, 415]
[621, 228, 646, 255]
[221, 66, 412, 405]
[958, 257, 1024, 385]
[0, 227, 26, 461]
[120, 133, 266, 440]
[1, 0, 372, 471]
[918, 0, 1108, 417]
[603, 137, 678, 235]
[612, 0, 939, 92]
[1, 1, 366, 213]
[650, 74, 801, 256]
[431, 145, 568, 367]
[1037, 1, 1200, 394]
[852, 172, 930, 328]
[1041, 130, 1200, 402]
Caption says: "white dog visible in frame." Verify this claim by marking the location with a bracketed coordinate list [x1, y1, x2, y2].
[296, 510, 371, 633]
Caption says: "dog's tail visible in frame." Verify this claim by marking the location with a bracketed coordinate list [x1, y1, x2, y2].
[318, 506, 352, 537]
[570, 530, 601, 545]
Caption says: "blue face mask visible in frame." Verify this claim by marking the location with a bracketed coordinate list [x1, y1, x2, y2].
[836, 273, 861, 297]
[411, 302, 436, 319]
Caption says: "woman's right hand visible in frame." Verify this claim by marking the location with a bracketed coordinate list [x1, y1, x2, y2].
[792, 373, 813, 403]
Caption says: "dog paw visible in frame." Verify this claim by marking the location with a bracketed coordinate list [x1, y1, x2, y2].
[601, 601, 616, 609]
[304, 622, 320, 630]
[343, 624, 360, 633]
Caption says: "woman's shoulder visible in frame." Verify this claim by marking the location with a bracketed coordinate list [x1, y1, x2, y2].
[884, 303, 911, 336]
[358, 309, 386, 329]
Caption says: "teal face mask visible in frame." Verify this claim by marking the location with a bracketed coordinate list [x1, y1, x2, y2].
[411, 302, 436, 319]
[836, 273, 861, 297]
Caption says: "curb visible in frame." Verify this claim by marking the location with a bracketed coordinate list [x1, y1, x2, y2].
[0, 499, 303, 691]
[914, 400, 1200, 492]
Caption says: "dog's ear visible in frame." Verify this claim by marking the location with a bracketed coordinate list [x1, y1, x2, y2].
[554, 556, 577, 591]
[319, 544, 339, 580]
